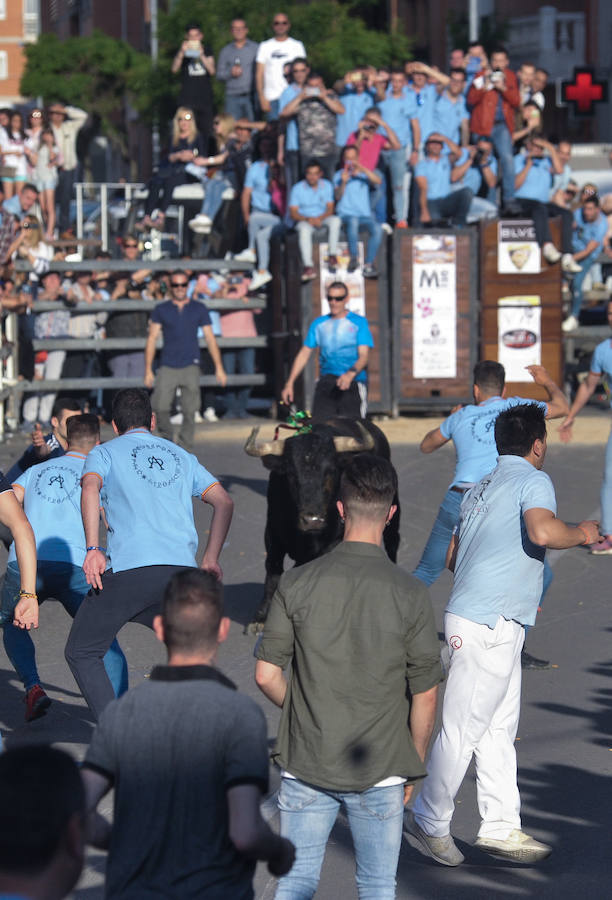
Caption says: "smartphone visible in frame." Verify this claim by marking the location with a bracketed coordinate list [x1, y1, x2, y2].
[305, 86, 320, 97]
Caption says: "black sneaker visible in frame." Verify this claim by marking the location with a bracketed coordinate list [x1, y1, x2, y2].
[347, 257, 359, 273]
[363, 264, 378, 279]
[521, 650, 551, 670]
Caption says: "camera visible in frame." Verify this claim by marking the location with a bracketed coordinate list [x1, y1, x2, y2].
[490, 69, 504, 84]
[473, 148, 485, 167]
[184, 39, 200, 59]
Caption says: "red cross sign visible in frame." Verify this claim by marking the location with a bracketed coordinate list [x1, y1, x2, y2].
[562, 68, 608, 115]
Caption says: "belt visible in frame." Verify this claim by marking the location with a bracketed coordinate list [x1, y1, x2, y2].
[450, 485, 469, 493]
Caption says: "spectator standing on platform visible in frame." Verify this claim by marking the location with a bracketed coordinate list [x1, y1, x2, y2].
[281, 280, 374, 418]
[415, 133, 473, 226]
[405, 62, 448, 147]
[562, 195, 609, 332]
[291, 72, 344, 181]
[333, 144, 383, 278]
[255, 453, 441, 899]
[22, 270, 72, 428]
[279, 57, 310, 191]
[171, 23, 216, 151]
[82, 569, 294, 897]
[144, 272, 226, 451]
[256, 13, 306, 120]
[377, 70, 420, 228]
[468, 48, 521, 212]
[513, 136, 581, 272]
[433, 68, 470, 147]
[47, 102, 87, 234]
[335, 69, 376, 158]
[104, 275, 148, 381]
[2, 414, 128, 722]
[409, 404, 599, 866]
[0, 746, 86, 900]
[289, 159, 341, 282]
[0, 111, 28, 199]
[65, 388, 233, 721]
[34, 127, 62, 240]
[217, 18, 258, 121]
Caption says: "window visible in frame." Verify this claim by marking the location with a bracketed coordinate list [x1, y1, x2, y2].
[0, 2, 6, 22]
[0, 52, 7, 81]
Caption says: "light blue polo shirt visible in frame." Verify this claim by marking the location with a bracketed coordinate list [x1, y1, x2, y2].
[447, 455, 557, 627]
[407, 83, 438, 143]
[378, 93, 417, 148]
[305, 311, 374, 382]
[572, 208, 607, 255]
[514, 154, 554, 203]
[279, 83, 301, 151]
[289, 179, 333, 217]
[433, 91, 468, 144]
[415, 155, 452, 200]
[440, 396, 548, 487]
[82, 429, 218, 573]
[336, 92, 375, 147]
[591, 339, 612, 404]
[244, 161, 272, 213]
[333, 170, 371, 217]
[10, 452, 89, 566]
[452, 148, 498, 194]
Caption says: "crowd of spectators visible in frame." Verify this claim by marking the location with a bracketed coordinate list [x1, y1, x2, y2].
[1, 13, 612, 427]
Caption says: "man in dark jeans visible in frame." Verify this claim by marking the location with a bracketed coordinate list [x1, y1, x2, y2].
[415, 133, 473, 225]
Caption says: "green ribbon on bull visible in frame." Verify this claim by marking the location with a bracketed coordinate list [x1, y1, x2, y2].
[286, 410, 312, 434]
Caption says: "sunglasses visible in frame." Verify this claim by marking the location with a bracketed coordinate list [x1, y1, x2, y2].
[327, 295, 347, 302]
[171, 282, 188, 288]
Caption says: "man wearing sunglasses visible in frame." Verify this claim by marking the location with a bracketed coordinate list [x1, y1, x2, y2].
[256, 13, 306, 120]
[144, 273, 226, 450]
[281, 280, 373, 418]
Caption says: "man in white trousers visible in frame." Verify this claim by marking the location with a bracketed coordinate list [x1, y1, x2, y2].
[409, 403, 601, 865]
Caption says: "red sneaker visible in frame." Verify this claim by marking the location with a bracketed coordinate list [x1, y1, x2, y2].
[24, 684, 51, 722]
[396, 220, 408, 229]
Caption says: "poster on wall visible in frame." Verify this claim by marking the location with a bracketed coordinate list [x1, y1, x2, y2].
[497, 296, 541, 381]
[497, 220, 541, 274]
[318, 242, 365, 315]
[412, 234, 457, 379]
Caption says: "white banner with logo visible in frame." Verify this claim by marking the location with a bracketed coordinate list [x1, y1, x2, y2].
[412, 235, 457, 379]
[318, 242, 365, 316]
[497, 220, 541, 274]
[497, 295, 541, 381]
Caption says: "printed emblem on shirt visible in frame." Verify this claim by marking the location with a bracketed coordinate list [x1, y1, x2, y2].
[470, 409, 498, 446]
[131, 442, 182, 489]
[33, 464, 80, 505]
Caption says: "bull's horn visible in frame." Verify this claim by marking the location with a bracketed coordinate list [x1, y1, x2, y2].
[244, 426, 285, 457]
[333, 422, 375, 453]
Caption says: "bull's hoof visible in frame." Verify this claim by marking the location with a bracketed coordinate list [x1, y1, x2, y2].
[244, 620, 265, 635]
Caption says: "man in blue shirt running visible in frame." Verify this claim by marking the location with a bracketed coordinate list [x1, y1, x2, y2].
[2, 414, 127, 722]
[281, 281, 374, 419]
[64, 388, 233, 720]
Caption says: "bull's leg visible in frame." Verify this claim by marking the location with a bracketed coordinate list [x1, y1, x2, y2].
[383, 498, 401, 563]
[247, 524, 285, 633]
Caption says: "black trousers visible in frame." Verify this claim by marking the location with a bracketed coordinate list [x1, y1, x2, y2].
[57, 168, 76, 233]
[514, 198, 573, 252]
[65, 564, 194, 720]
[312, 374, 365, 420]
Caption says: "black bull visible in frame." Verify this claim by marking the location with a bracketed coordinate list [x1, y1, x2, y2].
[244, 418, 400, 630]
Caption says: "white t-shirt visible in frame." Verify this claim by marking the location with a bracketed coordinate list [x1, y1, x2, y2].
[256, 36, 306, 101]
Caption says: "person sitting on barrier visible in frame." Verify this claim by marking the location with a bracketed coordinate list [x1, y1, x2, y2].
[562, 194, 609, 333]
[3, 181, 39, 221]
[513, 136, 581, 273]
[450, 137, 499, 222]
[289, 159, 341, 282]
[414, 133, 473, 226]
[236, 134, 286, 293]
[141, 107, 205, 230]
[21, 270, 73, 430]
[6, 213, 53, 277]
[333, 144, 382, 279]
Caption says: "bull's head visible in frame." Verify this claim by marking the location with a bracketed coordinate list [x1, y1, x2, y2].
[245, 423, 374, 532]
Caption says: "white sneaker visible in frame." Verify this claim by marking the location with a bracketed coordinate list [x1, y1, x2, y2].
[188, 213, 212, 233]
[542, 242, 562, 263]
[194, 411, 203, 423]
[381, 222, 393, 235]
[562, 253, 582, 274]
[561, 314, 579, 332]
[474, 829, 552, 863]
[234, 247, 256, 263]
[170, 412, 183, 425]
[221, 187, 236, 200]
[203, 407, 218, 423]
[249, 270, 272, 292]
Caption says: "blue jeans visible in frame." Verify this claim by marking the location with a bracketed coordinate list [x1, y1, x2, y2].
[570, 251, 598, 318]
[370, 169, 387, 224]
[601, 427, 612, 535]
[488, 123, 515, 205]
[200, 173, 233, 220]
[1, 561, 128, 695]
[248, 210, 282, 271]
[341, 216, 382, 265]
[414, 486, 553, 604]
[275, 777, 403, 900]
[224, 94, 254, 121]
[381, 148, 409, 222]
[223, 347, 255, 416]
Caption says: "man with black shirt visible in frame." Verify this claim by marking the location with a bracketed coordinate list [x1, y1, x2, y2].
[172, 23, 216, 149]
[144, 272, 226, 450]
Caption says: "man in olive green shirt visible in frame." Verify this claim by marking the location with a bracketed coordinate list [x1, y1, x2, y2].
[256, 454, 442, 899]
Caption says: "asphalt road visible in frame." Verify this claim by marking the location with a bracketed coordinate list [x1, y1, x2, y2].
[0, 415, 610, 899]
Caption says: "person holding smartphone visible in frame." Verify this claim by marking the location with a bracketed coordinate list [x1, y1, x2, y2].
[172, 23, 216, 151]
